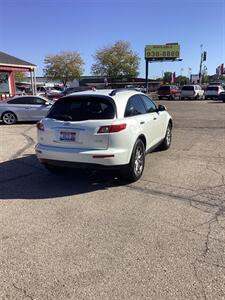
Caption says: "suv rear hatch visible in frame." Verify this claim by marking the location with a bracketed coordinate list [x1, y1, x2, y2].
[181, 86, 195, 97]
[205, 86, 219, 96]
[38, 95, 116, 150]
[158, 86, 171, 96]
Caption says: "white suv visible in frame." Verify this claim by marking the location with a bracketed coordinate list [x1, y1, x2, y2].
[205, 85, 224, 100]
[35, 89, 172, 182]
[180, 85, 204, 100]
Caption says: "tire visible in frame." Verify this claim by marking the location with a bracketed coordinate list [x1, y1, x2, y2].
[158, 96, 162, 100]
[159, 123, 172, 150]
[124, 139, 145, 182]
[2, 111, 17, 125]
[43, 163, 65, 174]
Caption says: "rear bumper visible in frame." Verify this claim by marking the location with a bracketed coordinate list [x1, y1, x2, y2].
[38, 158, 128, 170]
[35, 143, 130, 167]
[158, 94, 171, 97]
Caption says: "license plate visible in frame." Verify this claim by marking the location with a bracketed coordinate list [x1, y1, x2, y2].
[60, 131, 77, 142]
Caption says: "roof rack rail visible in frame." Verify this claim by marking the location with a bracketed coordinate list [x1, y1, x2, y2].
[109, 88, 139, 96]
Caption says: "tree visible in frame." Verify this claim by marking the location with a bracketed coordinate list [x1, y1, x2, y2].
[163, 72, 172, 84]
[208, 74, 225, 83]
[176, 75, 190, 86]
[44, 51, 84, 86]
[91, 41, 140, 79]
[15, 72, 26, 83]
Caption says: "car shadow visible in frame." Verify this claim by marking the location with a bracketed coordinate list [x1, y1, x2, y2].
[0, 155, 127, 200]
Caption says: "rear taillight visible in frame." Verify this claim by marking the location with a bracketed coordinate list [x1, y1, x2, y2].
[97, 124, 126, 134]
[36, 121, 44, 131]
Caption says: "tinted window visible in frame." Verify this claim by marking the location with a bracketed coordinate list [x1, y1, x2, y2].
[140, 95, 157, 113]
[30, 97, 46, 105]
[158, 86, 170, 91]
[207, 86, 219, 91]
[7, 97, 32, 104]
[47, 96, 115, 121]
[182, 86, 194, 91]
[124, 95, 146, 117]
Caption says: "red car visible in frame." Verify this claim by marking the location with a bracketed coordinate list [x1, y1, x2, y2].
[158, 85, 181, 100]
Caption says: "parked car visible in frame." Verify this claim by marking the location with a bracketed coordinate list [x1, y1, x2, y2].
[62, 86, 94, 96]
[218, 92, 225, 102]
[180, 85, 204, 100]
[0, 96, 53, 125]
[125, 85, 147, 93]
[158, 85, 181, 100]
[35, 89, 173, 182]
[205, 85, 224, 99]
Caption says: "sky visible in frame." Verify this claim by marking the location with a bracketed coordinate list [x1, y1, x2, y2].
[0, 0, 224, 78]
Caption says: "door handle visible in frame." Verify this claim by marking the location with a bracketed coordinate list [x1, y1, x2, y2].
[153, 117, 157, 120]
[140, 121, 145, 124]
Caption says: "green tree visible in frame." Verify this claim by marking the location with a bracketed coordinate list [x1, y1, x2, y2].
[176, 75, 190, 86]
[91, 41, 140, 79]
[163, 72, 172, 84]
[44, 51, 84, 86]
[15, 72, 26, 83]
[208, 74, 225, 83]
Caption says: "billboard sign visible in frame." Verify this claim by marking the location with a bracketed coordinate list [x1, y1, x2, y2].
[145, 43, 180, 60]
[191, 74, 200, 84]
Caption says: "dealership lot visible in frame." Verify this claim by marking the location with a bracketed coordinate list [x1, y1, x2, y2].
[1, 100, 225, 299]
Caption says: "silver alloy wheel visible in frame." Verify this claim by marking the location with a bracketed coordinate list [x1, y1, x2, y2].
[134, 145, 144, 176]
[2, 112, 16, 125]
[166, 126, 172, 146]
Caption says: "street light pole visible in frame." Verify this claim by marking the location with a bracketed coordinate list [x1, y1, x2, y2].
[199, 44, 203, 85]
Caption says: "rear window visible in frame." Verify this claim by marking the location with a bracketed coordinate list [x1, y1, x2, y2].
[158, 86, 170, 91]
[47, 96, 115, 121]
[182, 86, 194, 91]
[207, 86, 219, 91]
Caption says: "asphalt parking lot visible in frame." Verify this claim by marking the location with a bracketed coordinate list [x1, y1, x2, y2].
[1, 100, 225, 300]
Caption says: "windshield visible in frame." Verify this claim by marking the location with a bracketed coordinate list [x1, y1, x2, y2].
[47, 96, 115, 121]
[182, 86, 194, 91]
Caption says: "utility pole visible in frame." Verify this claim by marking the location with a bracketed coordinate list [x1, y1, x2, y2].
[199, 44, 207, 85]
[188, 67, 192, 81]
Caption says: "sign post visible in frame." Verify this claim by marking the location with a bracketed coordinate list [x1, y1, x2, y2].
[144, 43, 182, 93]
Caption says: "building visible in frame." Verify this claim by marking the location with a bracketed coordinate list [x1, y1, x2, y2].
[0, 51, 37, 100]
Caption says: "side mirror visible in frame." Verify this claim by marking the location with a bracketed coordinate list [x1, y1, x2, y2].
[158, 104, 166, 112]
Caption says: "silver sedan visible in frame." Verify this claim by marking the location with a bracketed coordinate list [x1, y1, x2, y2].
[0, 96, 54, 125]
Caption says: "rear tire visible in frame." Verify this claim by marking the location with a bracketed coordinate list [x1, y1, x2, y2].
[2, 112, 17, 125]
[124, 139, 145, 182]
[159, 123, 172, 150]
